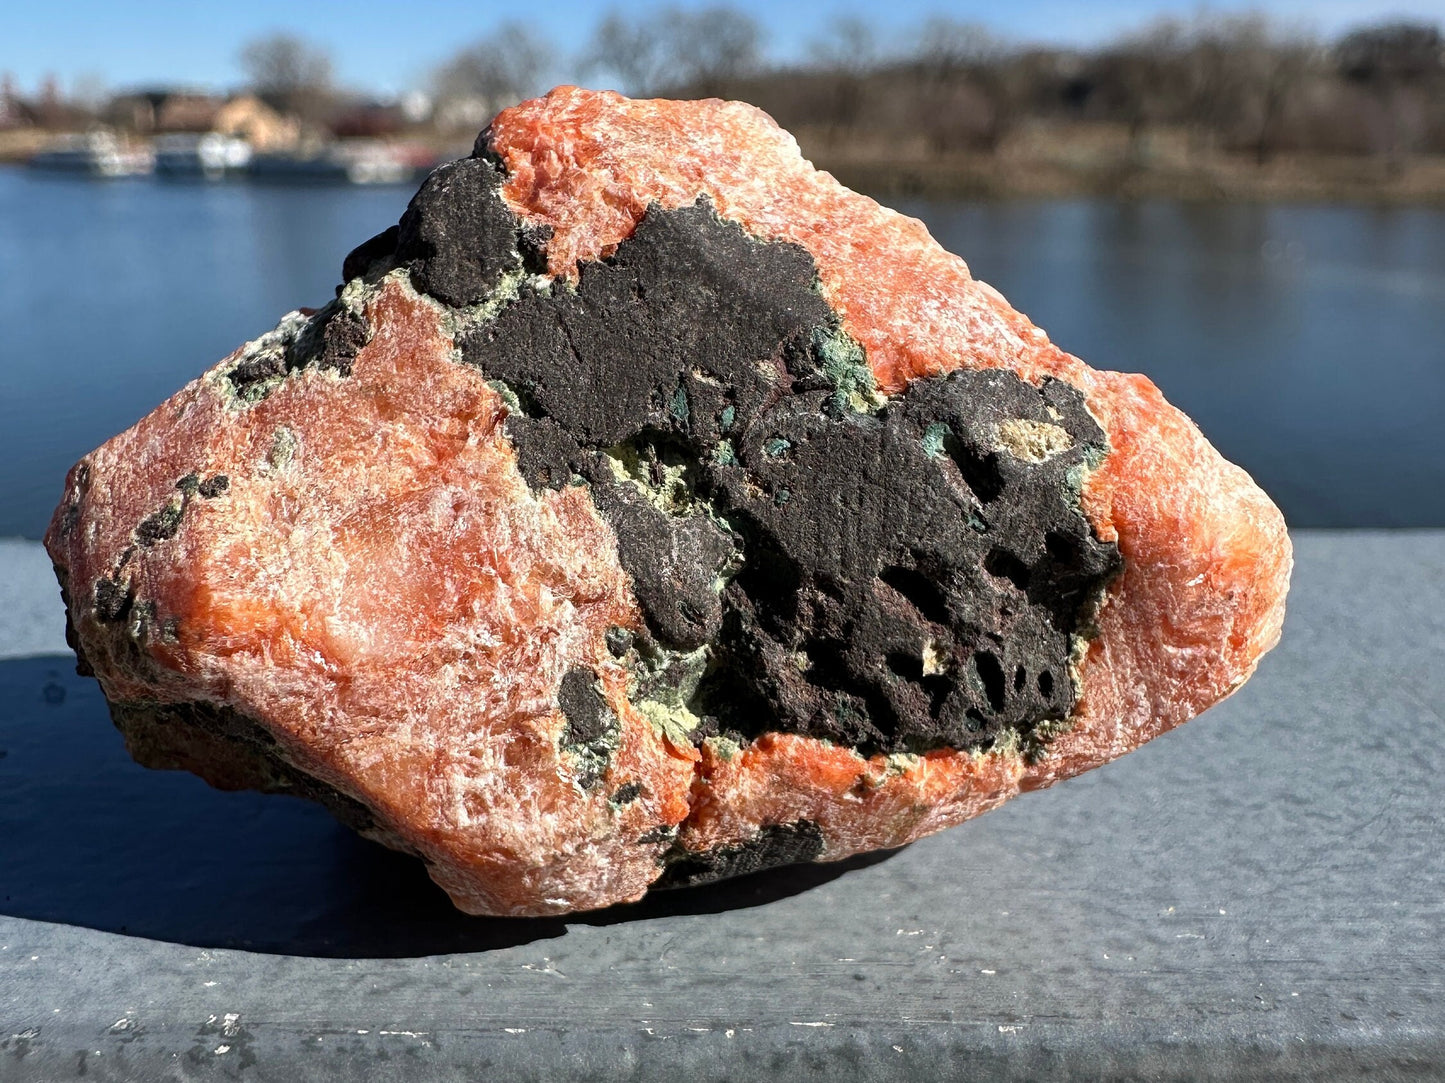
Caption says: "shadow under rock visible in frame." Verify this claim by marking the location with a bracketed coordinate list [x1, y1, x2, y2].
[0, 656, 902, 958]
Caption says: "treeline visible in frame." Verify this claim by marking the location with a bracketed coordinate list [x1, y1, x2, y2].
[160, 9, 1445, 169]
[574, 11, 1445, 168]
[9, 7, 1442, 174]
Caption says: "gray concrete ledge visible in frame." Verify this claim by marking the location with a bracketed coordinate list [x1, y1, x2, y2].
[0, 539, 66, 661]
[1, 531, 1442, 1081]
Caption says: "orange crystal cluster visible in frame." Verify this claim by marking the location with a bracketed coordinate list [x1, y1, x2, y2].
[46, 88, 1290, 916]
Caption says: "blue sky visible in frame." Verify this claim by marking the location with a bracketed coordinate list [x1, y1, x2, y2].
[5, 0, 1442, 96]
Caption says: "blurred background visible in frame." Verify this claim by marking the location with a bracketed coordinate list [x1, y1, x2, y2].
[2, 0, 1443, 537]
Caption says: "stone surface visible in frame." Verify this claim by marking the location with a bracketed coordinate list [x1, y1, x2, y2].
[43, 87, 1290, 917]
[0, 539, 68, 660]
[0, 533, 1437, 1081]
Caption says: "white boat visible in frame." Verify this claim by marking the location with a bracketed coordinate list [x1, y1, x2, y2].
[29, 132, 154, 177]
[154, 133, 252, 180]
[331, 141, 418, 185]
[248, 141, 430, 186]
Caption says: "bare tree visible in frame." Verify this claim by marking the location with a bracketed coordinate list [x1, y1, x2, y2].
[664, 6, 764, 94]
[582, 11, 670, 95]
[1338, 21, 1443, 80]
[806, 16, 878, 137]
[239, 33, 334, 121]
[1161, 15, 1318, 163]
[1247, 36, 1319, 164]
[914, 18, 1004, 79]
[809, 16, 877, 70]
[1337, 21, 1444, 170]
[1092, 18, 1194, 163]
[908, 18, 1020, 153]
[581, 6, 763, 98]
[432, 22, 556, 131]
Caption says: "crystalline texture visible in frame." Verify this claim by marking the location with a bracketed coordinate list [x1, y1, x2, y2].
[45, 88, 1290, 916]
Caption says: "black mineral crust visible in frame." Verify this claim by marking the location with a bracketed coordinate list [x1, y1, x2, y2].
[109, 698, 389, 843]
[361, 153, 1122, 767]
[224, 301, 371, 403]
[393, 157, 522, 306]
[656, 821, 826, 889]
[556, 666, 620, 791]
[55, 575, 404, 854]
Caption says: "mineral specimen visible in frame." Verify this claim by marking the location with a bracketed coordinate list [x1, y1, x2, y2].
[45, 88, 1292, 917]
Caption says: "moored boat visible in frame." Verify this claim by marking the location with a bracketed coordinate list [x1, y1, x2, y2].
[154, 132, 252, 180]
[247, 140, 435, 185]
[28, 132, 154, 177]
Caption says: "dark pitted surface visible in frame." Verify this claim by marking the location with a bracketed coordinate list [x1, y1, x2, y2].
[459, 200, 1119, 758]
[1, 531, 1442, 1081]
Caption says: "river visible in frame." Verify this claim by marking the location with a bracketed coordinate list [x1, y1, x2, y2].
[2, 168, 1442, 537]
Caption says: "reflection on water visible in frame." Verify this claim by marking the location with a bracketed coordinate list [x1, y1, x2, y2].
[2, 169, 1442, 536]
[0, 172, 414, 541]
[906, 199, 1445, 529]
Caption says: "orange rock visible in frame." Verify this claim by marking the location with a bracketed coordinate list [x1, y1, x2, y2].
[488, 87, 1291, 862]
[46, 88, 1290, 915]
[49, 280, 696, 915]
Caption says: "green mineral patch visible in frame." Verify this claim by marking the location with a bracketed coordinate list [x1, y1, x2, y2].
[1018, 716, 1074, 764]
[921, 422, 951, 459]
[989, 727, 1024, 759]
[266, 426, 298, 471]
[635, 644, 709, 705]
[885, 751, 921, 776]
[813, 325, 885, 414]
[670, 385, 690, 423]
[629, 642, 712, 745]
[336, 276, 370, 319]
[604, 444, 697, 516]
[442, 267, 533, 334]
[636, 699, 704, 746]
[217, 296, 374, 406]
[135, 499, 183, 547]
[557, 668, 623, 791]
[703, 734, 743, 762]
[486, 379, 524, 414]
[832, 696, 867, 735]
[564, 724, 621, 793]
[1064, 437, 1109, 497]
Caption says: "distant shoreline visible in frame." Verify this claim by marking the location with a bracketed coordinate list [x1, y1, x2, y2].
[7, 155, 1442, 207]
[811, 153, 1445, 206]
[6, 126, 1444, 206]
[795, 122, 1445, 206]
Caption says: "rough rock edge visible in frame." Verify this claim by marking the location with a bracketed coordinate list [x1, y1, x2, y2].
[53, 562, 416, 857]
[45, 91, 1290, 910]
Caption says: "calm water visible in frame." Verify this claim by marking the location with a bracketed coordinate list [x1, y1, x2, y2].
[2, 169, 1443, 537]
